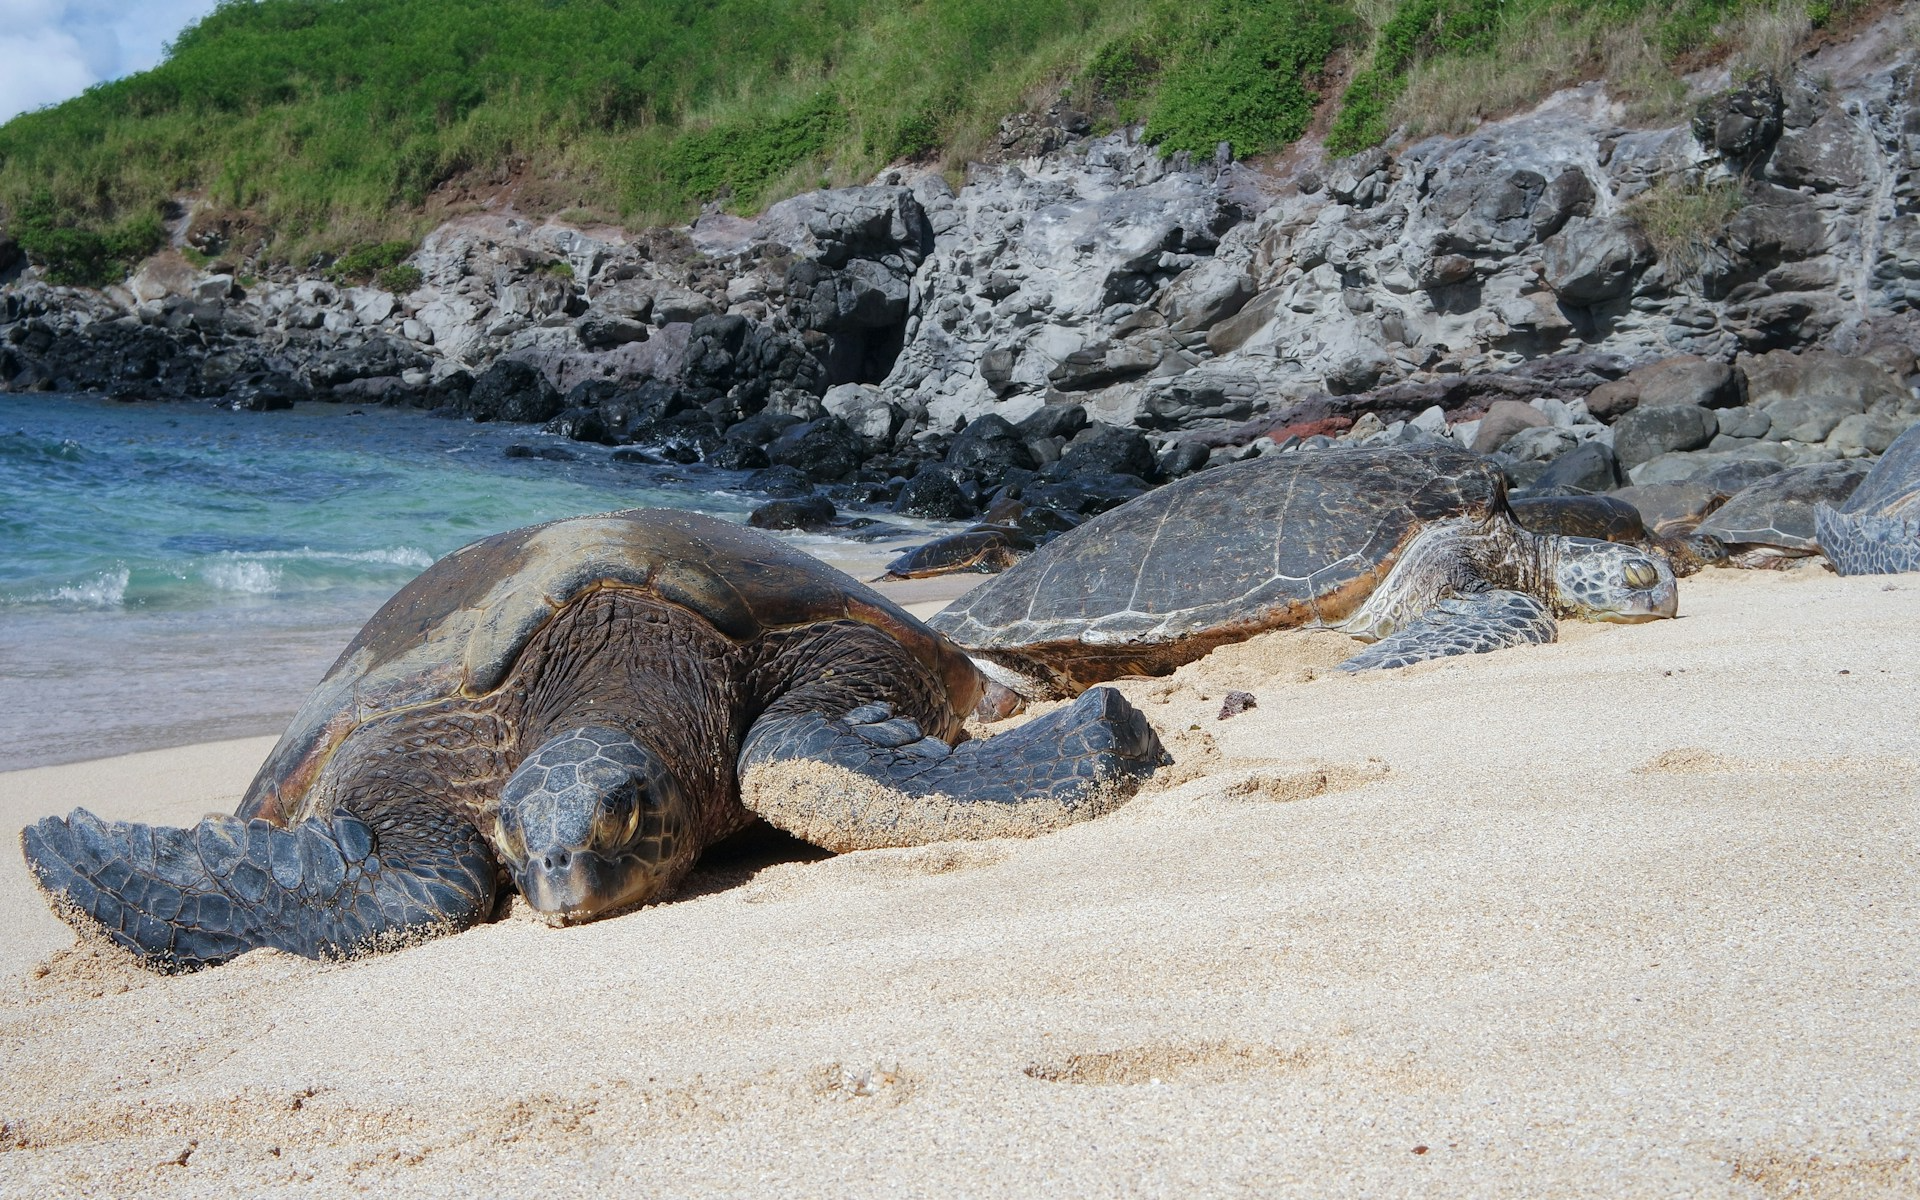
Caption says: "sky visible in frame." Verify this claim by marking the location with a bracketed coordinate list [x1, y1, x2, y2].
[0, 0, 220, 123]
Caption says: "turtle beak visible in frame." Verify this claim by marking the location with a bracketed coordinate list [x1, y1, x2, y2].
[517, 846, 619, 923]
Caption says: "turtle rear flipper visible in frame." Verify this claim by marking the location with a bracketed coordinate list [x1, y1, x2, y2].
[737, 688, 1169, 852]
[21, 803, 497, 972]
[1338, 590, 1556, 672]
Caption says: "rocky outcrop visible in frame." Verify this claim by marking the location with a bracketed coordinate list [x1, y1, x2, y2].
[4, 15, 1920, 533]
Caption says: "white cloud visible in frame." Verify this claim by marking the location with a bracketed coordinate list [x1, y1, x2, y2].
[0, 0, 220, 122]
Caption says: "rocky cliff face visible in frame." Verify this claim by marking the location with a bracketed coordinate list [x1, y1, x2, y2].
[5, 16, 1919, 524]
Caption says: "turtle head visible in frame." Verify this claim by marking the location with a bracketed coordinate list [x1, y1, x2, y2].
[495, 727, 692, 924]
[1547, 536, 1678, 622]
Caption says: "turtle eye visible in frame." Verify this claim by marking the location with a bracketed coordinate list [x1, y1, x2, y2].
[597, 782, 644, 848]
[1624, 560, 1659, 589]
[494, 815, 526, 863]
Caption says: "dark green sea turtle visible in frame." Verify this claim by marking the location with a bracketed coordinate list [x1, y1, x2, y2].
[883, 525, 1034, 579]
[1695, 460, 1871, 567]
[1816, 423, 1920, 575]
[21, 510, 1166, 971]
[928, 444, 1678, 697]
[1510, 494, 1727, 576]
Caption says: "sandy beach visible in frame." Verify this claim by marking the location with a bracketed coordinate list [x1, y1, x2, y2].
[1, 566, 1916, 1197]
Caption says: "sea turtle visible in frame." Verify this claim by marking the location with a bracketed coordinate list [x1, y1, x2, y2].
[21, 510, 1167, 971]
[1815, 422, 1920, 575]
[882, 525, 1034, 579]
[1609, 483, 1729, 535]
[1509, 494, 1727, 576]
[929, 444, 1678, 697]
[1695, 460, 1871, 567]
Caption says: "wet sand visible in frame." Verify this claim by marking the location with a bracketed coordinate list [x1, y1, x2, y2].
[1, 567, 1915, 1196]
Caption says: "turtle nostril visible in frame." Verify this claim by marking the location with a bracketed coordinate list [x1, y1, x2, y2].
[542, 849, 571, 871]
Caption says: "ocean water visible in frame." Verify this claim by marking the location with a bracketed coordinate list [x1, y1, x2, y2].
[0, 395, 916, 771]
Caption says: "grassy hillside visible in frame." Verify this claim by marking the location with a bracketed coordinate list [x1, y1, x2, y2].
[0, 0, 1855, 283]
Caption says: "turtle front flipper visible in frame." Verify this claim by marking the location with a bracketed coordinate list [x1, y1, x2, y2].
[1338, 589, 1556, 672]
[737, 687, 1170, 852]
[20, 802, 497, 972]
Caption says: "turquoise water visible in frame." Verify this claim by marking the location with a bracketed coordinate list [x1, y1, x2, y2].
[0, 395, 914, 770]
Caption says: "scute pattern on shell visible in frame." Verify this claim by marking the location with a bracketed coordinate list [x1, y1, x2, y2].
[931, 444, 1503, 654]
[240, 509, 980, 823]
[1697, 461, 1872, 550]
[1510, 495, 1647, 543]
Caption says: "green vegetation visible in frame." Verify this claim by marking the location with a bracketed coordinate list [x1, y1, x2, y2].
[326, 240, 413, 283]
[375, 263, 424, 293]
[1086, 0, 1358, 158]
[1624, 175, 1745, 275]
[0, 0, 1845, 275]
[1328, 0, 1860, 154]
[7, 192, 163, 286]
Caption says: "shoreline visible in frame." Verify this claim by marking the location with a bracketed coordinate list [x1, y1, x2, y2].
[2, 567, 1916, 1195]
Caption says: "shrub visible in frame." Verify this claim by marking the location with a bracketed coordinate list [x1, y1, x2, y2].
[661, 91, 848, 206]
[327, 240, 414, 284]
[375, 263, 424, 293]
[1623, 176, 1744, 277]
[7, 193, 163, 286]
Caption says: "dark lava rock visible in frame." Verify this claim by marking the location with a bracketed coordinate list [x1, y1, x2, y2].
[609, 447, 671, 466]
[1022, 473, 1151, 516]
[768, 416, 861, 482]
[1056, 425, 1156, 481]
[544, 406, 614, 443]
[893, 467, 975, 520]
[223, 371, 308, 412]
[503, 443, 579, 461]
[464, 360, 563, 424]
[744, 465, 816, 498]
[1016, 404, 1091, 442]
[748, 494, 837, 531]
[707, 439, 771, 471]
[629, 408, 723, 463]
[946, 414, 1037, 485]
[726, 411, 802, 448]
[1157, 440, 1211, 480]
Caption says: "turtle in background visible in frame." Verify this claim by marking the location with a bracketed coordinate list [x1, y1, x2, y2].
[882, 525, 1035, 580]
[21, 511, 1167, 972]
[1816, 422, 1920, 575]
[1509, 494, 1727, 576]
[929, 444, 1678, 698]
[1694, 460, 1871, 567]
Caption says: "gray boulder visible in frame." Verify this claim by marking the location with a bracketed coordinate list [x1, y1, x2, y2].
[1542, 217, 1654, 306]
[1715, 406, 1771, 439]
[1614, 404, 1717, 469]
[1628, 355, 1738, 409]
[1471, 399, 1550, 454]
[1827, 413, 1916, 458]
[1528, 441, 1620, 493]
[1158, 258, 1256, 334]
[1742, 350, 1908, 421]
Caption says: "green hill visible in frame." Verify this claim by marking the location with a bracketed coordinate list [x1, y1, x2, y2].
[0, 0, 1838, 283]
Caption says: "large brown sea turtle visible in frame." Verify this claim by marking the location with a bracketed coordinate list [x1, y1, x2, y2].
[21, 510, 1166, 971]
[1816, 422, 1920, 575]
[928, 444, 1678, 697]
